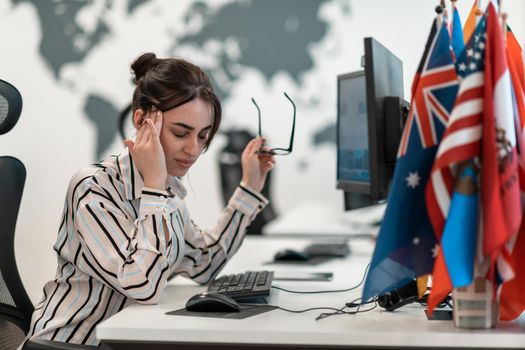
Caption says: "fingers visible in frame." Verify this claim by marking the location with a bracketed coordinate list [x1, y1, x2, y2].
[124, 139, 134, 149]
[136, 118, 147, 144]
[262, 158, 276, 170]
[244, 136, 265, 156]
[154, 110, 163, 134]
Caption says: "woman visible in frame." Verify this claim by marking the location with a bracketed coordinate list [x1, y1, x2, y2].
[24, 53, 275, 346]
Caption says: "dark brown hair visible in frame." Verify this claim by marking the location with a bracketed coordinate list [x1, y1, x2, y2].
[131, 52, 221, 150]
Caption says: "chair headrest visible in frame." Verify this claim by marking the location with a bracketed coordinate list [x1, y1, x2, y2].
[0, 79, 22, 135]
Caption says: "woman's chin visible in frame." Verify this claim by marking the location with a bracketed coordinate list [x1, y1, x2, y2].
[168, 167, 189, 177]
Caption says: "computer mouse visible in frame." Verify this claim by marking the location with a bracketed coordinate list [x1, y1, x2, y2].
[273, 249, 311, 262]
[185, 292, 241, 312]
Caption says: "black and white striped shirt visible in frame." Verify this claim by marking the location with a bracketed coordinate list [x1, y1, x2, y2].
[24, 148, 268, 346]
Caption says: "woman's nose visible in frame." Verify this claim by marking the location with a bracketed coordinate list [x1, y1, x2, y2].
[184, 136, 200, 157]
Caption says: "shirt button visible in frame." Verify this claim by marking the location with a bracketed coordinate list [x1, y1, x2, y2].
[160, 196, 165, 200]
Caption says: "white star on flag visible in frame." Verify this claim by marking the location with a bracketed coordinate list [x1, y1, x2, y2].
[458, 62, 467, 71]
[432, 244, 439, 258]
[469, 62, 477, 70]
[478, 42, 485, 49]
[413, 237, 420, 245]
[467, 48, 474, 57]
[405, 172, 421, 189]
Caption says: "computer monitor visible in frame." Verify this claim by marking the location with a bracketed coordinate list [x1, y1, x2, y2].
[337, 37, 408, 210]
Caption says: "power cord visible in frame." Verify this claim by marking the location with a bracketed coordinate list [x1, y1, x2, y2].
[266, 264, 375, 320]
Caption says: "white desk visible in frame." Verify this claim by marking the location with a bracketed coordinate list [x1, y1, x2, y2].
[97, 236, 525, 350]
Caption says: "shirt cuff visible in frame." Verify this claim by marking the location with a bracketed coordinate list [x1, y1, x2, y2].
[139, 187, 176, 215]
[229, 182, 269, 216]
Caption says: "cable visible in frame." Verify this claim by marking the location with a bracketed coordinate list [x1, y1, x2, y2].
[416, 293, 452, 309]
[260, 297, 351, 317]
[315, 297, 378, 321]
[275, 305, 347, 314]
[263, 265, 378, 321]
[270, 263, 371, 295]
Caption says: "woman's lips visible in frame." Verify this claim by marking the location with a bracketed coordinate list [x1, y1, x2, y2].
[175, 159, 194, 168]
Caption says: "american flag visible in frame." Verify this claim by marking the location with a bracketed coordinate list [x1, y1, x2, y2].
[425, 16, 486, 240]
[424, 14, 486, 314]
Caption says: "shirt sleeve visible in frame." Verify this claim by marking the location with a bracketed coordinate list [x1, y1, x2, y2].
[172, 182, 269, 284]
[74, 179, 178, 305]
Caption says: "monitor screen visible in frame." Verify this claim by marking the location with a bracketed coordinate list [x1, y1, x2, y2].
[337, 71, 369, 186]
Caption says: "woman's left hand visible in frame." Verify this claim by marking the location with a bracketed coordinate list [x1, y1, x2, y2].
[241, 136, 276, 193]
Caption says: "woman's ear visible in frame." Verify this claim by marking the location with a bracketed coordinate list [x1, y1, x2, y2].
[132, 109, 145, 129]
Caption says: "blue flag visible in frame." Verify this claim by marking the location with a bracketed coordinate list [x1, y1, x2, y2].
[362, 18, 459, 301]
[451, 7, 465, 60]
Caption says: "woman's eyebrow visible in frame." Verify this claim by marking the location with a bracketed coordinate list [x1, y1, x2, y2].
[172, 122, 212, 132]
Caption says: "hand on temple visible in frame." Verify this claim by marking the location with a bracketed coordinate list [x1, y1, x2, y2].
[124, 111, 168, 191]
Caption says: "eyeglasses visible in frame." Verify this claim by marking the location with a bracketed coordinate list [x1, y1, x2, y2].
[251, 92, 296, 155]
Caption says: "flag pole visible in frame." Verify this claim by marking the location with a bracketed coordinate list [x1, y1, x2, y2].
[501, 12, 508, 42]
[436, 4, 444, 27]
[440, 0, 448, 21]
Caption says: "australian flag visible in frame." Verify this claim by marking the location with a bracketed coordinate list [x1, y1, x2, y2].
[362, 17, 459, 301]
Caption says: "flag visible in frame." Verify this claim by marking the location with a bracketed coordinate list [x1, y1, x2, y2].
[500, 222, 525, 320]
[481, 3, 521, 284]
[425, 14, 487, 313]
[506, 28, 525, 189]
[362, 17, 458, 301]
[499, 28, 525, 321]
[451, 6, 465, 60]
[463, 0, 483, 43]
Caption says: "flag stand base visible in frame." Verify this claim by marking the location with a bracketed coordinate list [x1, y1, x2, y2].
[452, 277, 498, 329]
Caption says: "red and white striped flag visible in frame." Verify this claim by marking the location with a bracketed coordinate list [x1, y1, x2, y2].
[482, 3, 521, 284]
[425, 10, 485, 314]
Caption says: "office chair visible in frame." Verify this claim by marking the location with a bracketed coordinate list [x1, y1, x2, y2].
[218, 129, 277, 234]
[0, 79, 96, 350]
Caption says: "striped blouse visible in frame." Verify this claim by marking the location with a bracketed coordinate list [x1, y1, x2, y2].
[23, 148, 268, 346]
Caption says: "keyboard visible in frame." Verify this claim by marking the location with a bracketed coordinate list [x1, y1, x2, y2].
[208, 270, 274, 300]
[303, 242, 350, 257]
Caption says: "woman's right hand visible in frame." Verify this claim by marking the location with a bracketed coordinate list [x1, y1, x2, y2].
[124, 111, 168, 191]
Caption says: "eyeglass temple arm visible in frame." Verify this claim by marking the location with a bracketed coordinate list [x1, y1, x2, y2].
[251, 98, 262, 137]
[283, 92, 296, 152]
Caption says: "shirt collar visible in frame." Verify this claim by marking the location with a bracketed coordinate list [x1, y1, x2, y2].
[117, 148, 187, 200]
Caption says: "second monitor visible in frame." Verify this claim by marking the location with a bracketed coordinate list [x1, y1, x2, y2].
[337, 37, 409, 209]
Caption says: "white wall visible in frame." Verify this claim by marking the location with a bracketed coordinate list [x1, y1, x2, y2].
[1, 0, 524, 304]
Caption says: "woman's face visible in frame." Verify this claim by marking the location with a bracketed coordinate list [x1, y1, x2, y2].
[158, 98, 213, 177]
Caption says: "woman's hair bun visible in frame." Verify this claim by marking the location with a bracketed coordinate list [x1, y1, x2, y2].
[131, 52, 159, 84]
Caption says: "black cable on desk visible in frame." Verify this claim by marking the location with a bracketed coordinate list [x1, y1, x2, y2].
[266, 264, 377, 320]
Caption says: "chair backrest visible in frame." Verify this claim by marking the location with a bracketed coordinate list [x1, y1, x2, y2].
[218, 129, 277, 235]
[0, 79, 33, 349]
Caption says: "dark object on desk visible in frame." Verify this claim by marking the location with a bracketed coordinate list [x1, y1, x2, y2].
[377, 279, 419, 311]
[426, 309, 453, 321]
[185, 292, 241, 312]
[304, 242, 350, 257]
[168, 304, 277, 319]
[208, 270, 274, 301]
[274, 249, 311, 262]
